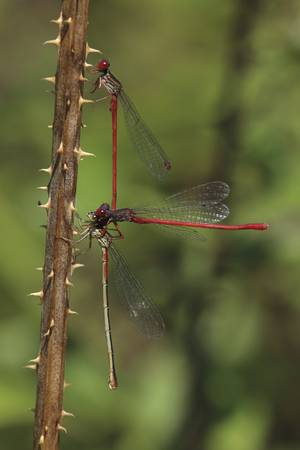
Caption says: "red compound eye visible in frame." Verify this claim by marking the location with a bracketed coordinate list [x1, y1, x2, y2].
[95, 203, 110, 217]
[95, 208, 103, 217]
[96, 59, 110, 71]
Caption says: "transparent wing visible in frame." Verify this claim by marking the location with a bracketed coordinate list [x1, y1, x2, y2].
[165, 181, 230, 204]
[109, 244, 165, 338]
[119, 90, 171, 180]
[134, 182, 230, 224]
[158, 225, 207, 241]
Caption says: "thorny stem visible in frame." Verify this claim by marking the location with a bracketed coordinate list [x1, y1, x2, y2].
[33, 1, 89, 449]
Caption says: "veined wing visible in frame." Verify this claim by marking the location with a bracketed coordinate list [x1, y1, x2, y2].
[109, 243, 165, 338]
[119, 90, 171, 180]
[133, 182, 230, 224]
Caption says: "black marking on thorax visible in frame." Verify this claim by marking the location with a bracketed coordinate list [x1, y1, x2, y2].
[101, 72, 122, 96]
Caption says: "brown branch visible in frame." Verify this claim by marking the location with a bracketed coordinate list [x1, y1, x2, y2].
[33, 1, 90, 449]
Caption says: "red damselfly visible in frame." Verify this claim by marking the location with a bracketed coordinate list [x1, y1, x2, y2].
[92, 59, 171, 209]
[86, 181, 268, 236]
[78, 181, 268, 388]
[79, 226, 164, 390]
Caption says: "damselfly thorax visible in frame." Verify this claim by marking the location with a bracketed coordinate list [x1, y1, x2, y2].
[100, 72, 122, 96]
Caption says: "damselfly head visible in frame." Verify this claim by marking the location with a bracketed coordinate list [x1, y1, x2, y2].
[95, 203, 110, 218]
[96, 59, 110, 73]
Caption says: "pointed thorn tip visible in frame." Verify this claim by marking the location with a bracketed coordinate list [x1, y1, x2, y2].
[57, 142, 64, 154]
[24, 364, 37, 370]
[39, 166, 52, 175]
[74, 147, 96, 159]
[65, 277, 74, 287]
[42, 76, 56, 84]
[28, 290, 44, 299]
[43, 36, 61, 46]
[28, 355, 40, 365]
[86, 44, 103, 55]
[47, 269, 54, 279]
[79, 96, 94, 107]
[38, 199, 51, 209]
[62, 410, 75, 418]
[57, 424, 67, 434]
[68, 308, 79, 316]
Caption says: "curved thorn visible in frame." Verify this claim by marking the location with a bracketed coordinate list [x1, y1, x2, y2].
[57, 424, 67, 434]
[61, 410, 75, 418]
[67, 308, 79, 315]
[86, 43, 102, 55]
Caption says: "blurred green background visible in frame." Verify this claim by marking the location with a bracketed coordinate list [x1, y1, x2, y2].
[1, 0, 300, 449]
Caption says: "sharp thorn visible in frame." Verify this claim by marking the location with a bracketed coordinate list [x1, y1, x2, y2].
[28, 355, 40, 365]
[48, 124, 53, 129]
[39, 166, 52, 175]
[79, 96, 94, 107]
[36, 267, 43, 271]
[39, 434, 45, 445]
[67, 308, 78, 315]
[51, 12, 63, 26]
[24, 364, 37, 370]
[68, 201, 76, 212]
[65, 17, 72, 24]
[37, 186, 48, 191]
[57, 142, 64, 154]
[57, 424, 67, 434]
[71, 263, 84, 273]
[28, 290, 44, 299]
[79, 73, 89, 82]
[84, 62, 93, 68]
[63, 163, 68, 171]
[65, 277, 73, 287]
[61, 410, 75, 418]
[43, 319, 54, 337]
[86, 44, 102, 55]
[47, 269, 54, 279]
[42, 76, 56, 84]
[74, 147, 95, 159]
[43, 36, 61, 46]
[38, 198, 51, 209]
[64, 381, 71, 389]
